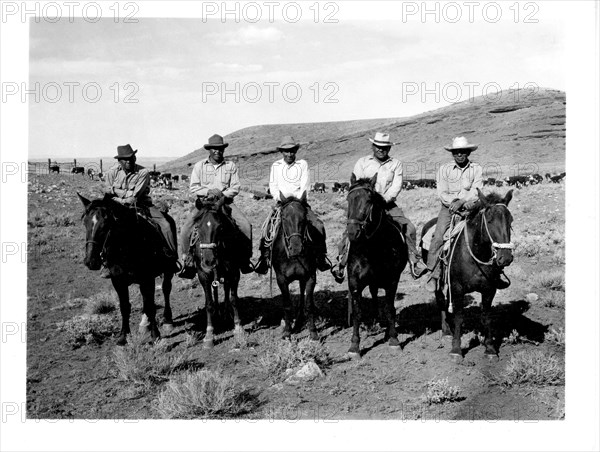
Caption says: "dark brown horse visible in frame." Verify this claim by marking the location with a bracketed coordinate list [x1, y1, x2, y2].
[78, 193, 175, 345]
[190, 197, 243, 348]
[345, 174, 408, 357]
[422, 189, 514, 362]
[271, 192, 319, 340]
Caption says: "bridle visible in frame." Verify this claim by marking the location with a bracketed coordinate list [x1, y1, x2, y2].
[280, 199, 308, 258]
[346, 185, 383, 240]
[190, 209, 222, 278]
[463, 203, 514, 267]
[83, 207, 111, 260]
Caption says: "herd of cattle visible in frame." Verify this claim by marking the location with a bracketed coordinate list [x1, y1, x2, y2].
[311, 172, 566, 193]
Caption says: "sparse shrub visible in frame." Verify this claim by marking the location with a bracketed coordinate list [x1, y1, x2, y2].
[184, 330, 202, 348]
[503, 329, 521, 345]
[57, 314, 117, 348]
[542, 291, 565, 308]
[84, 292, 117, 315]
[112, 335, 189, 390]
[155, 370, 258, 419]
[533, 270, 565, 291]
[49, 213, 77, 227]
[251, 332, 330, 379]
[421, 378, 463, 405]
[544, 327, 565, 346]
[500, 350, 564, 386]
[551, 249, 565, 265]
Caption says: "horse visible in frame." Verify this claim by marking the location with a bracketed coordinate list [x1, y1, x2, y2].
[422, 189, 514, 362]
[345, 173, 408, 357]
[78, 193, 175, 345]
[271, 191, 318, 340]
[190, 196, 243, 348]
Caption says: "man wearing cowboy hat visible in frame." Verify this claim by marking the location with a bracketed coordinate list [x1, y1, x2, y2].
[331, 132, 428, 282]
[425, 136, 484, 292]
[254, 136, 331, 274]
[178, 134, 254, 278]
[101, 144, 180, 277]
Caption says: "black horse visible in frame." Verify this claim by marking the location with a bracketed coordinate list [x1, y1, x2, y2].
[422, 189, 514, 362]
[190, 197, 243, 348]
[345, 174, 408, 357]
[271, 192, 318, 340]
[78, 193, 175, 345]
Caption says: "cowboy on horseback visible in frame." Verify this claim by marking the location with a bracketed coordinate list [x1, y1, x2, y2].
[331, 132, 428, 282]
[100, 144, 179, 278]
[424, 136, 509, 292]
[254, 136, 331, 274]
[178, 134, 254, 278]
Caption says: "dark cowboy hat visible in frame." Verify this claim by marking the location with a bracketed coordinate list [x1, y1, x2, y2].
[444, 136, 479, 152]
[276, 136, 299, 152]
[204, 134, 229, 150]
[114, 144, 137, 159]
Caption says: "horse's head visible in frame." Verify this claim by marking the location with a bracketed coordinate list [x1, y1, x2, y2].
[279, 191, 308, 257]
[346, 173, 383, 241]
[78, 193, 112, 270]
[193, 201, 227, 273]
[476, 188, 514, 267]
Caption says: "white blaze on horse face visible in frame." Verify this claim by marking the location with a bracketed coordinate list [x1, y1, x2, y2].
[91, 214, 99, 236]
[207, 221, 211, 227]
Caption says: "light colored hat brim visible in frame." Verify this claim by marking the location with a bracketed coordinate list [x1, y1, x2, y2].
[444, 144, 478, 151]
[277, 144, 299, 151]
[369, 138, 395, 147]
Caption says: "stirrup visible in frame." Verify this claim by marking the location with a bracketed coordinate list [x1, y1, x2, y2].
[331, 266, 345, 283]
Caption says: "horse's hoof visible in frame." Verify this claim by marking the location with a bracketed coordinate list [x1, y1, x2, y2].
[116, 336, 127, 346]
[138, 324, 151, 334]
[162, 323, 174, 334]
[309, 332, 319, 342]
[450, 353, 464, 364]
[484, 352, 499, 362]
[203, 339, 214, 349]
[347, 351, 361, 360]
[388, 337, 400, 348]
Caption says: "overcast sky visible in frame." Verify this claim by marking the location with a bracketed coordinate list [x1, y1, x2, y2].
[29, 3, 566, 159]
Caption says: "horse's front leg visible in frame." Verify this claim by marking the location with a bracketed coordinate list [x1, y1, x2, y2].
[304, 275, 318, 341]
[111, 277, 130, 346]
[348, 277, 362, 358]
[139, 278, 160, 342]
[161, 272, 174, 333]
[449, 288, 464, 362]
[385, 282, 400, 348]
[481, 289, 499, 359]
[276, 273, 293, 340]
[435, 288, 452, 336]
[202, 276, 216, 349]
[229, 273, 244, 342]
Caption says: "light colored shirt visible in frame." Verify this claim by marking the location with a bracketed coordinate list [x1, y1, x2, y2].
[189, 158, 240, 198]
[353, 155, 403, 203]
[269, 158, 311, 201]
[436, 160, 483, 207]
[105, 163, 151, 205]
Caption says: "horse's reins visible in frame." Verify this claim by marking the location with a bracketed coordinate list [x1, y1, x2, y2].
[346, 186, 384, 240]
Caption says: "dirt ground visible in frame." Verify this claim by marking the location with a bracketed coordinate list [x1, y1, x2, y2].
[27, 174, 565, 420]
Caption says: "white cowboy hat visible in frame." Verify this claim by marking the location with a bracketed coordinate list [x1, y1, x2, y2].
[444, 136, 479, 151]
[368, 132, 395, 147]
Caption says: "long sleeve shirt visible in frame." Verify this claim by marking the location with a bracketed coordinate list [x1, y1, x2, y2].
[436, 160, 483, 207]
[269, 158, 311, 201]
[353, 155, 403, 203]
[189, 158, 240, 198]
[105, 163, 151, 205]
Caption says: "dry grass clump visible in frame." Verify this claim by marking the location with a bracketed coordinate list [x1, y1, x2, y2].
[155, 369, 258, 419]
[56, 314, 117, 348]
[112, 335, 190, 390]
[251, 332, 330, 378]
[420, 378, 463, 405]
[533, 270, 565, 291]
[499, 350, 564, 387]
[544, 327, 565, 346]
[84, 292, 117, 315]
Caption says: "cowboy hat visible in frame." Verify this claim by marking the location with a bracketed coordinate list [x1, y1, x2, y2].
[114, 144, 137, 159]
[276, 136, 299, 151]
[444, 136, 479, 151]
[368, 132, 395, 147]
[204, 134, 229, 150]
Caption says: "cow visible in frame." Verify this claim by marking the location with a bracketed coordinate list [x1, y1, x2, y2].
[87, 168, 96, 180]
[504, 175, 529, 188]
[495, 180, 504, 187]
[161, 173, 172, 180]
[71, 166, 85, 175]
[548, 172, 565, 183]
[339, 182, 350, 194]
[529, 174, 544, 185]
[172, 175, 179, 183]
[181, 175, 189, 182]
[402, 180, 414, 190]
[483, 177, 496, 186]
[97, 172, 105, 182]
[412, 178, 436, 189]
[49, 165, 60, 174]
[313, 182, 326, 193]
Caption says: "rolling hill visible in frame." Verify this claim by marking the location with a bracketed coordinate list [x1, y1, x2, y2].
[162, 88, 565, 185]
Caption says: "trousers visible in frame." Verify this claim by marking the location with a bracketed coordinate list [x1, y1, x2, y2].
[426, 205, 453, 272]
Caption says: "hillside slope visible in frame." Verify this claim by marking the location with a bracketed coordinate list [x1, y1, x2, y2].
[163, 88, 565, 184]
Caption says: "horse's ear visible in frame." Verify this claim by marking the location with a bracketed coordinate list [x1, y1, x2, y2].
[503, 189, 514, 206]
[476, 188, 489, 207]
[279, 192, 287, 203]
[350, 173, 357, 186]
[370, 173, 378, 188]
[77, 192, 90, 208]
[300, 190, 307, 203]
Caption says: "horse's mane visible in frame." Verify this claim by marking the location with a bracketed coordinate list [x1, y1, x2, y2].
[482, 192, 506, 205]
[349, 178, 386, 207]
[279, 195, 308, 209]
